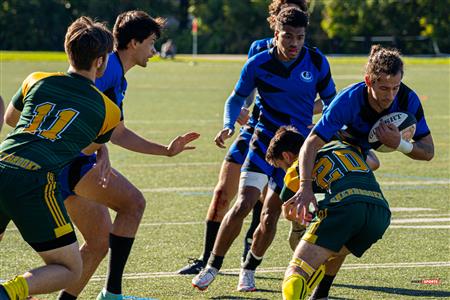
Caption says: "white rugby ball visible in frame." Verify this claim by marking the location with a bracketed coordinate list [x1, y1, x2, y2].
[368, 111, 417, 152]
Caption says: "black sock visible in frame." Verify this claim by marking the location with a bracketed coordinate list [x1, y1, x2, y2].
[247, 201, 262, 240]
[242, 251, 263, 271]
[106, 233, 135, 295]
[57, 291, 77, 300]
[201, 221, 221, 264]
[310, 274, 336, 299]
[208, 253, 224, 271]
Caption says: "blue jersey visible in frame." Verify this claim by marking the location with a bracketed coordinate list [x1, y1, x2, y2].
[234, 46, 336, 137]
[244, 38, 274, 128]
[95, 52, 127, 120]
[313, 82, 430, 151]
[248, 38, 274, 58]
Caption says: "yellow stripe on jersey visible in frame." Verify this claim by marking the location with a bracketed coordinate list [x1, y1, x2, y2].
[284, 159, 300, 193]
[90, 85, 121, 137]
[21, 72, 65, 98]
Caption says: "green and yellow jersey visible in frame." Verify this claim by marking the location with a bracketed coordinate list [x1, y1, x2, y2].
[0, 72, 121, 172]
[280, 141, 388, 209]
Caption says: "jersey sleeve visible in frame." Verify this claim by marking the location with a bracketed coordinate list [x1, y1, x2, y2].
[234, 60, 257, 98]
[313, 93, 356, 143]
[11, 86, 24, 111]
[95, 93, 121, 144]
[317, 54, 336, 103]
[407, 91, 431, 140]
[247, 40, 259, 58]
[280, 160, 300, 203]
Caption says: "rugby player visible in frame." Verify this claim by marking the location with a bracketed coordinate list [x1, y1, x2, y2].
[192, 6, 336, 292]
[177, 0, 312, 276]
[289, 45, 434, 226]
[0, 17, 120, 300]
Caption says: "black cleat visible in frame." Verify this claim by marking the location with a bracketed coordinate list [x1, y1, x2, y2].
[177, 258, 205, 275]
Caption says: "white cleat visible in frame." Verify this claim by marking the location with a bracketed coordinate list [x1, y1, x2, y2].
[192, 266, 218, 291]
[237, 269, 256, 292]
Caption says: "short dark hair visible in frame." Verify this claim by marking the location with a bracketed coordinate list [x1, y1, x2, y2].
[266, 126, 305, 166]
[114, 10, 166, 50]
[64, 16, 113, 71]
[268, 0, 308, 29]
[275, 6, 309, 31]
[366, 44, 404, 82]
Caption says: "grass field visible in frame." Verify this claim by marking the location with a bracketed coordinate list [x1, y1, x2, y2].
[0, 54, 449, 299]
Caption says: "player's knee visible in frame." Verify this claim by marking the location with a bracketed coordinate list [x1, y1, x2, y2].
[259, 209, 279, 234]
[126, 188, 146, 218]
[230, 199, 254, 219]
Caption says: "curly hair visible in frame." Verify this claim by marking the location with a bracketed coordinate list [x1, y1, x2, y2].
[365, 44, 404, 81]
[267, 0, 308, 29]
[274, 6, 308, 31]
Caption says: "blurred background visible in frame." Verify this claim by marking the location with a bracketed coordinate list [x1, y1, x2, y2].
[0, 0, 449, 55]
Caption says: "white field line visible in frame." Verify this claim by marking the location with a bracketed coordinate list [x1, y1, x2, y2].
[140, 180, 449, 193]
[89, 261, 450, 281]
[5, 215, 448, 232]
[390, 225, 450, 229]
[124, 162, 219, 168]
[126, 119, 216, 124]
[390, 207, 436, 212]
[391, 217, 450, 224]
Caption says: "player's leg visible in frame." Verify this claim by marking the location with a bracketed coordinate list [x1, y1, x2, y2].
[192, 171, 267, 290]
[58, 195, 112, 299]
[241, 187, 265, 264]
[282, 240, 340, 300]
[238, 186, 281, 291]
[177, 160, 241, 275]
[0, 171, 82, 299]
[309, 255, 346, 300]
[178, 127, 254, 275]
[73, 166, 145, 299]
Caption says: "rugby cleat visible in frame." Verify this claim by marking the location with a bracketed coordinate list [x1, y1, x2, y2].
[177, 258, 205, 275]
[237, 269, 256, 292]
[191, 266, 218, 291]
[96, 289, 158, 300]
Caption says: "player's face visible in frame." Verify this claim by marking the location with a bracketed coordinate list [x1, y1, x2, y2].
[275, 25, 305, 61]
[134, 33, 157, 67]
[366, 72, 402, 112]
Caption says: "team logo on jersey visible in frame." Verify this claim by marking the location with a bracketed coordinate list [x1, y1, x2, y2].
[300, 71, 313, 82]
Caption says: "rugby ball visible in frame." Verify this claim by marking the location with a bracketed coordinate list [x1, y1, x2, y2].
[368, 112, 417, 152]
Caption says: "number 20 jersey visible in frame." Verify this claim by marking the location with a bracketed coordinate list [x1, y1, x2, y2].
[0, 72, 121, 173]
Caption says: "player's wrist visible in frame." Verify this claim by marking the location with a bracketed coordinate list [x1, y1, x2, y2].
[396, 139, 413, 154]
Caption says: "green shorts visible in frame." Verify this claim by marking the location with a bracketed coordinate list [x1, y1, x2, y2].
[302, 201, 391, 257]
[0, 164, 76, 252]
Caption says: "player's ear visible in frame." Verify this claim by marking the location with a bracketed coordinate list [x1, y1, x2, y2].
[96, 56, 104, 68]
[364, 75, 372, 87]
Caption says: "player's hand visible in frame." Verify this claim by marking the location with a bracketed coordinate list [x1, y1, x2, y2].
[237, 107, 250, 125]
[214, 128, 234, 149]
[284, 186, 317, 225]
[95, 145, 115, 188]
[375, 122, 401, 148]
[167, 132, 200, 157]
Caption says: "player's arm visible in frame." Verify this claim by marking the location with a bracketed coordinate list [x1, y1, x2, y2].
[286, 133, 326, 224]
[0, 96, 5, 131]
[4, 102, 21, 127]
[110, 121, 199, 157]
[215, 91, 247, 148]
[406, 134, 434, 161]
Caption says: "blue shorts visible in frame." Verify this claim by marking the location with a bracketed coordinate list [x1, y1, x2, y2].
[225, 125, 254, 165]
[59, 154, 97, 199]
[242, 129, 285, 193]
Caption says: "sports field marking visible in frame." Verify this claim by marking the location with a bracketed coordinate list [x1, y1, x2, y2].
[391, 217, 450, 224]
[139, 179, 449, 193]
[126, 119, 217, 124]
[390, 225, 450, 229]
[390, 207, 436, 212]
[88, 261, 450, 281]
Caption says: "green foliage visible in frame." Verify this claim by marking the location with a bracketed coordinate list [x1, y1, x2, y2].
[0, 0, 448, 53]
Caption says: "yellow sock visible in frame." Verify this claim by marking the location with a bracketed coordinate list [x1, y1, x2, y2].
[1, 275, 29, 300]
[282, 273, 308, 300]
